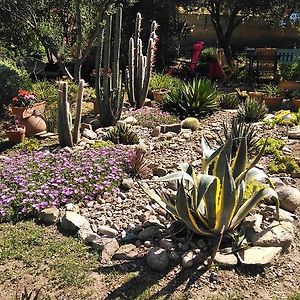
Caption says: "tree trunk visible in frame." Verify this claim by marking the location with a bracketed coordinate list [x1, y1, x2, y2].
[74, 60, 83, 82]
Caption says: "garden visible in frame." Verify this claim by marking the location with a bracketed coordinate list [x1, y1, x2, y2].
[1, 1, 300, 300]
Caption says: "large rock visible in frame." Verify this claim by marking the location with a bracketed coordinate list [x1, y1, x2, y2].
[160, 124, 182, 134]
[288, 125, 300, 139]
[60, 211, 90, 232]
[237, 246, 282, 265]
[250, 221, 294, 250]
[214, 252, 238, 266]
[113, 244, 139, 260]
[276, 186, 300, 212]
[78, 226, 100, 244]
[146, 247, 169, 271]
[91, 237, 119, 264]
[97, 225, 118, 238]
[39, 207, 60, 224]
[137, 225, 160, 241]
[123, 116, 138, 125]
[82, 129, 97, 140]
[182, 251, 198, 268]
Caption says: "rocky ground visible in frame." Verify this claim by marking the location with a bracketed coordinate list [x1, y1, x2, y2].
[1, 108, 300, 299]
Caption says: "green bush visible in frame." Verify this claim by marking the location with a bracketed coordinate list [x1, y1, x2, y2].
[106, 123, 139, 145]
[219, 93, 240, 109]
[149, 73, 183, 93]
[0, 59, 31, 113]
[279, 61, 300, 81]
[237, 98, 268, 123]
[162, 78, 219, 117]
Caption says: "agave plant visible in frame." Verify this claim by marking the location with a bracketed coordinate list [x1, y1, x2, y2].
[106, 122, 139, 145]
[162, 78, 219, 117]
[143, 136, 278, 238]
[237, 98, 268, 123]
[219, 93, 240, 109]
[216, 117, 260, 156]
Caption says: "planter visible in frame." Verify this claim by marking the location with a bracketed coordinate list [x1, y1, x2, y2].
[11, 102, 47, 136]
[263, 96, 283, 111]
[278, 81, 300, 91]
[248, 91, 265, 104]
[5, 126, 26, 144]
[152, 89, 170, 102]
[291, 98, 300, 111]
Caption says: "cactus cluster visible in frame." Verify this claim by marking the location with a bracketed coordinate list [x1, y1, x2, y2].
[95, 6, 124, 127]
[57, 79, 84, 147]
[126, 13, 158, 109]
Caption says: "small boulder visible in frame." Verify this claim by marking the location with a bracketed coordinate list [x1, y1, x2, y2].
[82, 129, 97, 140]
[160, 124, 182, 134]
[288, 125, 300, 139]
[113, 244, 139, 260]
[151, 126, 161, 137]
[276, 185, 300, 212]
[237, 246, 282, 266]
[78, 226, 100, 244]
[153, 167, 167, 177]
[91, 237, 119, 264]
[182, 251, 197, 268]
[61, 211, 90, 232]
[121, 178, 134, 191]
[123, 116, 138, 125]
[214, 252, 238, 266]
[137, 225, 160, 241]
[97, 225, 118, 238]
[146, 247, 169, 271]
[39, 207, 60, 224]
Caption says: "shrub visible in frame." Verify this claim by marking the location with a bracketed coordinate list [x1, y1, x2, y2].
[0, 146, 129, 221]
[0, 59, 31, 113]
[237, 98, 268, 123]
[219, 93, 240, 109]
[106, 123, 139, 145]
[181, 117, 201, 131]
[149, 73, 183, 93]
[162, 78, 219, 117]
[279, 62, 300, 81]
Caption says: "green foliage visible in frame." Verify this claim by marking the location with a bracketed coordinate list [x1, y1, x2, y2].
[259, 137, 285, 156]
[106, 123, 139, 145]
[0, 58, 31, 113]
[217, 117, 260, 155]
[181, 117, 201, 131]
[200, 47, 217, 63]
[162, 78, 219, 117]
[0, 221, 98, 287]
[91, 140, 114, 148]
[219, 93, 240, 109]
[243, 180, 265, 201]
[292, 89, 300, 98]
[149, 73, 183, 93]
[12, 138, 41, 152]
[279, 62, 300, 80]
[261, 84, 280, 97]
[237, 98, 268, 123]
[144, 136, 278, 238]
[274, 110, 298, 126]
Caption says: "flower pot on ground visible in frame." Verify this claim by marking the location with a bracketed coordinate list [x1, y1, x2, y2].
[3, 116, 26, 144]
[278, 80, 300, 91]
[248, 91, 265, 104]
[291, 89, 300, 111]
[11, 90, 47, 136]
[261, 84, 283, 111]
[152, 89, 170, 102]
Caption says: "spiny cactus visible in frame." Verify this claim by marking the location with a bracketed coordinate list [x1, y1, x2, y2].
[126, 13, 158, 109]
[95, 6, 124, 127]
[57, 79, 84, 147]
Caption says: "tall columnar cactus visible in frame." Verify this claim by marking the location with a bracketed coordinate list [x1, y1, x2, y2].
[57, 79, 84, 147]
[95, 6, 124, 127]
[126, 13, 158, 109]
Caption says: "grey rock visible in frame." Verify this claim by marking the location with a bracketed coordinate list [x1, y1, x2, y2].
[276, 186, 300, 212]
[144, 240, 152, 248]
[243, 214, 263, 232]
[136, 142, 148, 154]
[123, 116, 138, 125]
[78, 226, 100, 244]
[262, 206, 295, 222]
[61, 211, 90, 232]
[82, 129, 97, 140]
[61, 146, 74, 154]
[90, 118, 102, 130]
[161, 124, 182, 134]
[65, 203, 80, 213]
[81, 123, 93, 131]
[39, 207, 60, 224]
[251, 221, 294, 250]
[138, 225, 160, 240]
[182, 251, 199, 268]
[146, 247, 169, 271]
[121, 178, 134, 191]
[153, 167, 167, 177]
[214, 252, 238, 266]
[98, 225, 118, 238]
[151, 126, 161, 137]
[92, 237, 119, 264]
[288, 125, 300, 139]
[237, 246, 282, 265]
[114, 244, 139, 260]
[159, 239, 175, 250]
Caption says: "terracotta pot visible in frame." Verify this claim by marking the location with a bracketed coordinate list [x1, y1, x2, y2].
[248, 91, 265, 104]
[263, 96, 283, 111]
[278, 81, 300, 91]
[292, 98, 300, 111]
[11, 102, 47, 136]
[5, 126, 26, 144]
[152, 89, 170, 102]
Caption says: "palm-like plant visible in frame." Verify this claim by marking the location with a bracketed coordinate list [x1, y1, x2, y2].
[143, 136, 278, 238]
[237, 98, 268, 123]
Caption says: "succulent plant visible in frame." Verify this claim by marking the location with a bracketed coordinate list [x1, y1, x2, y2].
[57, 80, 84, 147]
[181, 117, 201, 131]
[219, 93, 240, 109]
[143, 136, 278, 243]
[125, 13, 158, 109]
[106, 122, 139, 145]
[95, 6, 124, 126]
[237, 98, 268, 123]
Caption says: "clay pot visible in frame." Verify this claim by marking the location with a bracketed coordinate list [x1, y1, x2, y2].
[5, 126, 26, 144]
[291, 98, 300, 111]
[11, 102, 47, 136]
[248, 91, 265, 104]
[152, 89, 170, 102]
[263, 96, 283, 111]
[278, 81, 300, 91]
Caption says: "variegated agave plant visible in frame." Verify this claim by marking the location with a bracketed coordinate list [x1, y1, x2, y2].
[143, 136, 279, 237]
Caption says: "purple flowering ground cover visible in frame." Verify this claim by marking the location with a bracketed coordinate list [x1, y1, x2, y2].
[0, 145, 130, 221]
